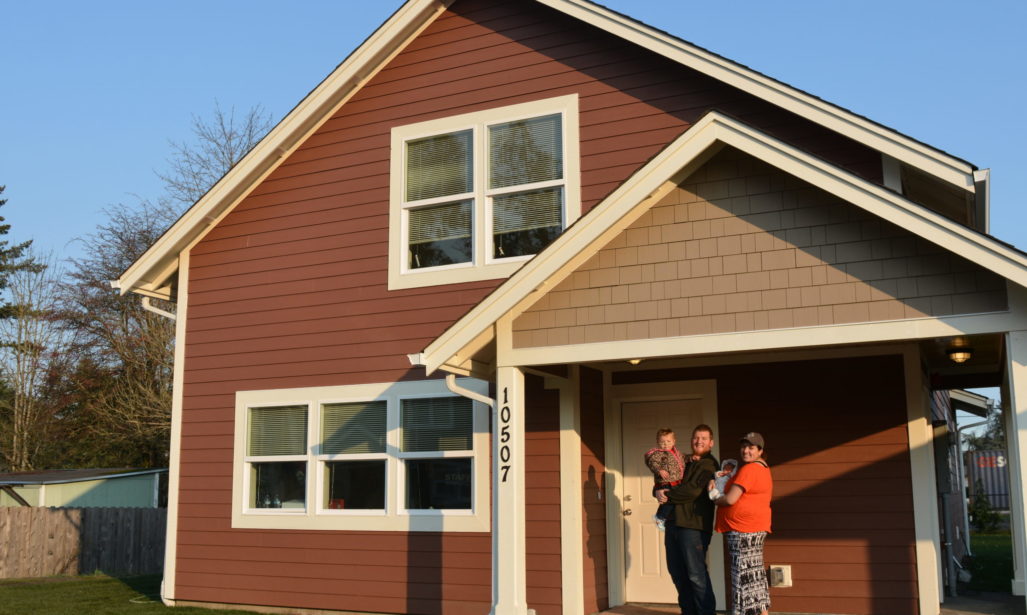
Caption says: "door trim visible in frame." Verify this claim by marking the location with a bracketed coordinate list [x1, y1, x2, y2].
[604, 379, 721, 607]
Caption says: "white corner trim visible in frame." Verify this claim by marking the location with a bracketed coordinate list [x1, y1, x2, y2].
[161, 250, 190, 604]
[536, 0, 976, 190]
[118, 0, 452, 297]
[1003, 331, 1027, 599]
[902, 346, 942, 615]
[420, 111, 1027, 375]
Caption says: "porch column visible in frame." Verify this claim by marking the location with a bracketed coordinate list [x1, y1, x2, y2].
[903, 347, 942, 613]
[1003, 330, 1027, 598]
[492, 365, 530, 615]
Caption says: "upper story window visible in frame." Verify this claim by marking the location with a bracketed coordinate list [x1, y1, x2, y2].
[233, 379, 490, 532]
[389, 95, 580, 290]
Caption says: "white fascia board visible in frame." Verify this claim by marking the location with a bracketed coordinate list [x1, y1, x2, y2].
[0, 469, 168, 486]
[536, 0, 976, 190]
[117, 0, 451, 297]
[502, 309, 1027, 368]
[421, 111, 1027, 375]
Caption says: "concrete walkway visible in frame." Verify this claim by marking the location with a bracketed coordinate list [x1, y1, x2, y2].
[601, 593, 1026, 615]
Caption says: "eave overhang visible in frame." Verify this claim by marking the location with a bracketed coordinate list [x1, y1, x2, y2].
[115, 0, 453, 298]
[419, 111, 1027, 375]
[117, 0, 981, 300]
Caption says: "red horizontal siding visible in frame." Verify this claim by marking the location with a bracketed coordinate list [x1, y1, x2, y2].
[612, 354, 917, 615]
[579, 366, 608, 614]
[525, 374, 563, 615]
[176, 0, 889, 611]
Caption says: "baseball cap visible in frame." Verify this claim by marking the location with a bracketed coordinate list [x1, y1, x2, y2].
[741, 432, 765, 449]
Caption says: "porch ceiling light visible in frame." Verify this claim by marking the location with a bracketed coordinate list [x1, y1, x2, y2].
[627, 358, 643, 365]
[947, 347, 973, 364]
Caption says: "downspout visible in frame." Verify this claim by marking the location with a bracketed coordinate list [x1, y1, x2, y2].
[108, 280, 177, 322]
[406, 353, 497, 410]
[141, 296, 177, 321]
[445, 373, 495, 410]
[957, 416, 989, 557]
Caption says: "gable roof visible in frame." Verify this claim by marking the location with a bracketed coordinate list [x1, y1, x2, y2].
[116, 0, 980, 299]
[0, 468, 167, 486]
[415, 111, 1027, 375]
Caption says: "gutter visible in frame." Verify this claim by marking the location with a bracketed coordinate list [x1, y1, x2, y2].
[109, 280, 177, 322]
[407, 353, 496, 409]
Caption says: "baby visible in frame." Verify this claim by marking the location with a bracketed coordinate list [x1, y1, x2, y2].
[644, 428, 685, 531]
[707, 458, 738, 500]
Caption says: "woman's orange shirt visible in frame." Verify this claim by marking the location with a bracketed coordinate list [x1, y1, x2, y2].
[715, 461, 772, 534]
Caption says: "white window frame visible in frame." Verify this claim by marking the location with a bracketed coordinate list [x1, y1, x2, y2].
[388, 94, 581, 290]
[232, 378, 490, 531]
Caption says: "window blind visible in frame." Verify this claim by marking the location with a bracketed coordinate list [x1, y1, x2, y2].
[493, 187, 563, 234]
[409, 200, 473, 245]
[321, 401, 387, 455]
[401, 397, 472, 452]
[406, 130, 473, 201]
[489, 114, 562, 189]
[249, 405, 307, 456]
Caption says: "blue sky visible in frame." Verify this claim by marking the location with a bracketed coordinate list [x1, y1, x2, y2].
[4, 1, 1024, 410]
[5, 1, 1025, 260]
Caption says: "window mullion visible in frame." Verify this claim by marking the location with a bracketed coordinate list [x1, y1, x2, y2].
[474, 123, 486, 267]
[403, 191, 476, 209]
[486, 177, 565, 198]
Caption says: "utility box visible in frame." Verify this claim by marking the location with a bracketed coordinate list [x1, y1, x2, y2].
[769, 565, 792, 588]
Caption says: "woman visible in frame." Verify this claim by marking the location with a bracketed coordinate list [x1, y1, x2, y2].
[711, 432, 772, 615]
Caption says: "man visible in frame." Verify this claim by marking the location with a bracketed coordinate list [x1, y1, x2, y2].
[658, 424, 718, 615]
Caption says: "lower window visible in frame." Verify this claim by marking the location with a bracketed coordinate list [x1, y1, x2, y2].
[232, 379, 490, 531]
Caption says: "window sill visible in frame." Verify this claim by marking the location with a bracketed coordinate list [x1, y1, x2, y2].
[231, 510, 490, 532]
[389, 259, 526, 290]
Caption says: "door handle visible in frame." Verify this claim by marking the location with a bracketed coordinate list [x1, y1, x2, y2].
[623, 509, 632, 516]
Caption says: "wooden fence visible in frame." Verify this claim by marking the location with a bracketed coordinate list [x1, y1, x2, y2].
[0, 507, 166, 578]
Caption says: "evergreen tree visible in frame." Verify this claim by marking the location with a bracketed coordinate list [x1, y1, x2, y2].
[0, 186, 43, 319]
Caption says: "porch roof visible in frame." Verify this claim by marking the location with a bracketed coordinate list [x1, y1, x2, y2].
[415, 112, 1027, 376]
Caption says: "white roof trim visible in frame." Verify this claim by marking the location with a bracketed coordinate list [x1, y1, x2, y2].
[116, 0, 452, 297]
[0, 469, 168, 486]
[538, 0, 976, 190]
[118, 0, 979, 297]
[420, 111, 1027, 375]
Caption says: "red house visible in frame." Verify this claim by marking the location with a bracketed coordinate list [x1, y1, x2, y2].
[116, 1, 1027, 614]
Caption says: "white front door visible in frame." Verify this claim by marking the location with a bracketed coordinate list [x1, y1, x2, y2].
[616, 388, 724, 606]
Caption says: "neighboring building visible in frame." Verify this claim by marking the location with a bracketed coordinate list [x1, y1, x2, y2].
[967, 450, 1011, 511]
[0, 468, 166, 508]
[114, 1, 1027, 615]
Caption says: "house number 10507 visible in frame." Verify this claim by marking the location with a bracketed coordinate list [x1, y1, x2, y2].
[499, 387, 511, 482]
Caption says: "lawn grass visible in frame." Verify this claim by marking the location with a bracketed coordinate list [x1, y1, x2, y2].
[0, 574, 255, 615]
[964, 533, 1014, 593]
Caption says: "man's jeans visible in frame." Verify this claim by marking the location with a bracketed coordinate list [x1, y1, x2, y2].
[664, 525, 715, 615]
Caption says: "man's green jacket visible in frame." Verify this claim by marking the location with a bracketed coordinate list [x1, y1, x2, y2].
[667, 450, 719, 532]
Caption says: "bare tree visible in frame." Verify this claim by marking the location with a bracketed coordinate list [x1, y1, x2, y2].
[0, 251, 68, 471]
[157, 102, 273, 208]
[57, 103, 272, 467]
[61, 201, 178, 466]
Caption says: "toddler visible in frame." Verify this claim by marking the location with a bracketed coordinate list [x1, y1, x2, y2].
[707, 458, 738, 500]
[644, 428, 685, 531]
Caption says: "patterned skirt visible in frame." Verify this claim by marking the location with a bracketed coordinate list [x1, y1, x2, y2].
[725, 531, 770, 615]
